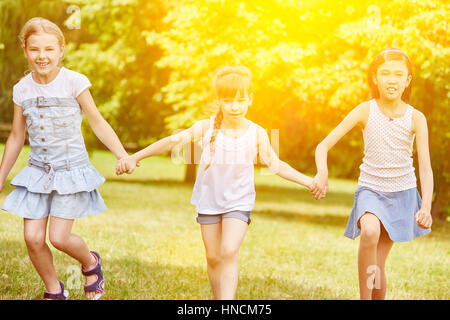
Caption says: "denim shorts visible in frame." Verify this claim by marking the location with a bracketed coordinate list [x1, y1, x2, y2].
[196, 210, 251, 225]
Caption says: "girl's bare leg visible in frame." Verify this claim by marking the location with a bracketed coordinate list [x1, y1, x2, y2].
[372, 225, 394, 300]
[219, 218, 248, 300]
[358, 212, 381, 300]
[23, 218, 60, 293]
[48, 216, 97, 299]
[200, 222, 222, 299]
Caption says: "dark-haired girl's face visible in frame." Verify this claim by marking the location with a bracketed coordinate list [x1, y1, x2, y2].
[373, 60, 411, 101]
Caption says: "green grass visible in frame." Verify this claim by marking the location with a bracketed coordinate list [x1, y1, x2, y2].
[0, 145, 449, 300]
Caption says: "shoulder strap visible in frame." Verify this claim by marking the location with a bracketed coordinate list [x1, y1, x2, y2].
[252, 122, 262, 165]
[369, 99, 376, 113]
[406, 104, 415, 128]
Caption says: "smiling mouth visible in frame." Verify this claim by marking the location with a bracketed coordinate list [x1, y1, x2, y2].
[386, 87, 397, 93]
[36, 62, 50, 68]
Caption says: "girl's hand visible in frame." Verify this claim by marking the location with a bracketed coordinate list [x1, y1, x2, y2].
[116, 156, 139, 175]
[115, 160, 122, 175]
[310, 173, 328, 200]
[415, 208, 432, 229]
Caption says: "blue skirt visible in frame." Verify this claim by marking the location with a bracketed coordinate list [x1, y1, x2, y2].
[344, 186, 431, 242]
[1, 162, 107, 220]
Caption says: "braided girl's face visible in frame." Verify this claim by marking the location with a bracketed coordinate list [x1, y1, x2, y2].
[219, 90, 252, 122]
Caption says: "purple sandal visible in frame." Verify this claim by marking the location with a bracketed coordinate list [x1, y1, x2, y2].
[43, 280, 69, 300]
[82, 251, 105, 300]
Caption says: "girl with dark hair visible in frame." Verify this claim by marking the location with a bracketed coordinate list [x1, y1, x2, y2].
[311, 49, 433, 300]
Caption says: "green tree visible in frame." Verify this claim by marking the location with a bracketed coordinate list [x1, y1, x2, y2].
[0, 0, 68, 124]
[62, 0, 170, 151]
[147, 0, 449, 220]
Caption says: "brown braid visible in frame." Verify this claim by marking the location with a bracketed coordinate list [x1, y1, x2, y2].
[204, 66, 252, 171]
[204, 109, 223, 171]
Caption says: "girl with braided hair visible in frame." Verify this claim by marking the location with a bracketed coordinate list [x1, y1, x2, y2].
[117, 66, 314, 299]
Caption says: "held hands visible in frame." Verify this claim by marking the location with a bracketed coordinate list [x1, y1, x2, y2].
[310, 172, 328, 200]
[415, 208, 432, 229]
[116, 155, 140, 175]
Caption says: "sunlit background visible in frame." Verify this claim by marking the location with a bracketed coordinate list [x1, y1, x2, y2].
[0, 0, 448, 225]
[0, 0, 449, 300]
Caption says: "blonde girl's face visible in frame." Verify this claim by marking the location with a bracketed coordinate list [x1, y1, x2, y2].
[373, 59, 411, 101]
[219, 90, 252, 121]
[23, 32, 64, 77]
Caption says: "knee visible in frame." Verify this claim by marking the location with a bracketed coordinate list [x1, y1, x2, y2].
[49, 232, 67, 251]
[220, 246, 239, 263]
[205, 252, 221, 268]
[360, 225, 380, 247]
[24, 231, 45, 251]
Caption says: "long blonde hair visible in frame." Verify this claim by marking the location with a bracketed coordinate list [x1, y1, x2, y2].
[204, 66, 253, 171]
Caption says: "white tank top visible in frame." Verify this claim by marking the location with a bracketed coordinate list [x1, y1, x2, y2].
[190, 117, 258, 214]
[358, 99, 417, 192]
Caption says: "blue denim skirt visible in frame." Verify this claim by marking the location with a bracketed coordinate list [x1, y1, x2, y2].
[344, 186, 431, 242]
[1, 160, 106, 220]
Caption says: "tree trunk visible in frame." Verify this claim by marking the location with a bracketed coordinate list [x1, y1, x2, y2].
[184, 141, 197, 183]
[432, 182, 449, 222]
[431, 156, 449, 222]
[421, 79, 447, 223]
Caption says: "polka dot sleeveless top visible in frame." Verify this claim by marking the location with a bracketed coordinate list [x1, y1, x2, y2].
[358, 99, 417, 192]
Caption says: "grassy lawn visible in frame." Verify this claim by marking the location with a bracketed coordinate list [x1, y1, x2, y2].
[0, 144, 448, 300]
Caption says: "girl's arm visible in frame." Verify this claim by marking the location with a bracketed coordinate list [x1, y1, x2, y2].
[256, 126, 313, 189]
[312, 102, 369, 199]
[118, 119, 209, 174]
[77, 89, 128, 160]
[0, 105, 27, 192]
[413, 110, 433, 229]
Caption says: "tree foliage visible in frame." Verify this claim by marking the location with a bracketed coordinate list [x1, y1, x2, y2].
[0, 0, 68, 123]
[1, 0, 448, 219]
[62, 0, 170, 149]
[147, 0, 449, 219]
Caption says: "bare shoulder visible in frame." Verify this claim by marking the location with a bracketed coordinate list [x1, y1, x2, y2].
[412, 108, 426, 121]
[196, 119, 211, 131]
[355, 101, 370, 125]
[189, 119, 211, 140]
[191, 119, 211, 130]
[356, 100, 371, 112]
[412, 108, 427, 133]
[341, 101, 370, 128]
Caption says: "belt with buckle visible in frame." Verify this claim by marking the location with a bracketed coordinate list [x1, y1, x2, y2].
[28, 155, 90, 190]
